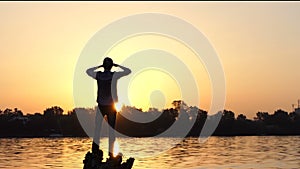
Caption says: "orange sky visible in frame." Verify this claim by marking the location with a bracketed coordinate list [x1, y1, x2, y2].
[1, 2, 300, 118]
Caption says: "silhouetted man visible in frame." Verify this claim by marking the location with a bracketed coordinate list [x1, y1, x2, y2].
[86, 57, 131, 158]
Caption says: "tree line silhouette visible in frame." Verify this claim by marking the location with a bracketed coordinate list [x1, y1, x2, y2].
[1, 100, 300, 138]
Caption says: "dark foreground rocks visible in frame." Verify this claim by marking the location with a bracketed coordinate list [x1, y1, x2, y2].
[83, 149, 134, 169]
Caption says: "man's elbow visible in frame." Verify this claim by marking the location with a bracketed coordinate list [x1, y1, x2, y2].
[126, 69, 132, 75]
[86, 70, 96, 79]
[86, 70, 91, 76]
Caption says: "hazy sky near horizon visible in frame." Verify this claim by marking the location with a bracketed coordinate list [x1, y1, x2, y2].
[1, 2, 300, 118]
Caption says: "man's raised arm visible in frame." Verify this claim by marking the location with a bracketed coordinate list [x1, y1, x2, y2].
[114, 64, 131, 77]
[86, 65, 102, 79]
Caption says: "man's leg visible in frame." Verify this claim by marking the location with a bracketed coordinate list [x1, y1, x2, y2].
[107, 107, 117, 158]
[92, 106, 104, 153]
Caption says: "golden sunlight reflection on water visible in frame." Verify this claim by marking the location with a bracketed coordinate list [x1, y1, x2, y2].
[0, 137, 300, 169]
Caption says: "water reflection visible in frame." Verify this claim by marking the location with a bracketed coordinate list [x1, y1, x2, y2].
[0, 136, 300, 169]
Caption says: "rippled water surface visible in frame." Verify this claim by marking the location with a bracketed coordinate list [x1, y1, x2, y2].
[0, 136, 300, 169]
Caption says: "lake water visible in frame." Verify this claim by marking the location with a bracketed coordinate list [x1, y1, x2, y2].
[0, 136, 299, 169]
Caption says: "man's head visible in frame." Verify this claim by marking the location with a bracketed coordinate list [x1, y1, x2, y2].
[103, 57, 113, 70]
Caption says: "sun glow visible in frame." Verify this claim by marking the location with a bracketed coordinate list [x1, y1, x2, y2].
[114, 102, 122, 112]
[106, 34, 210, 112]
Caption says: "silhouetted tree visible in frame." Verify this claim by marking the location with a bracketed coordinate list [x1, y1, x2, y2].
[222, 110, 235, 121]
[3, 108, 13, 116]
[172, 100, 187, 111]
[189, 108, 208, 136]
[273, 109, 290, 126]
[255, 112, 269, 121]
[67, 109, 76, 116]
[34, 112, 42, 116]
[44, 106, 64, 117]
[14, 108, 23, 117]
[214, 110, 236, 136]
[237, 114, 247, 121]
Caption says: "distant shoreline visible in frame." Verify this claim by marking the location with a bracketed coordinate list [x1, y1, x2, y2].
[2, 104, 300, 138]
